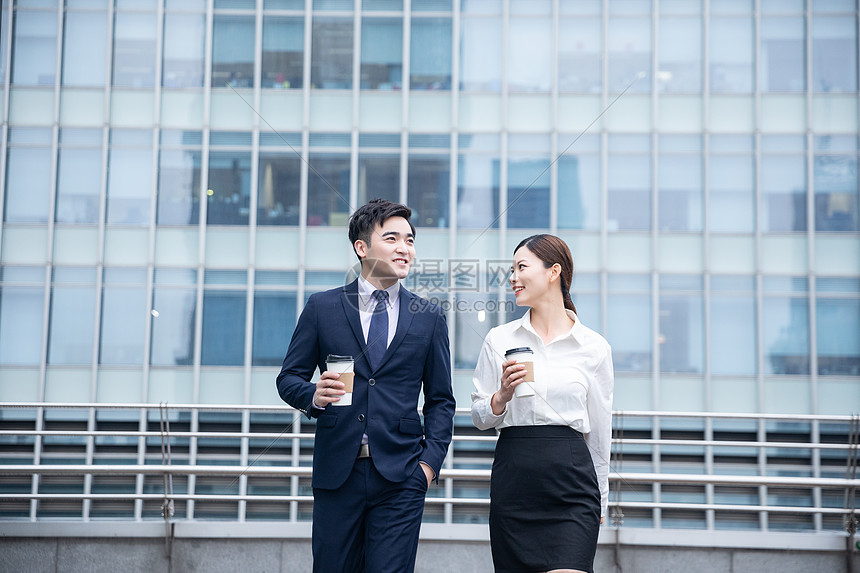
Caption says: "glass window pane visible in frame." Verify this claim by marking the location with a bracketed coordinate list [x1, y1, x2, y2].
[509, 17, 551, 92]
[710, 16, 753, 93]
[0, 286, 45, 365]
[113, 12, 157, 87]
[360, 18, 402, 90]
[207, 151, 251, 226]
[607, 293, 652, 372]
[312, 18, 353, 89]
[252, 292, 296, 366]
[163, 13, 205, 88]
[307, 153, 351, 226]
[100, 286, 146, 364]
[157, 149, 201, 225]
[816, 298, 860, 375]
[107, 147, 153, 225]
[761, 154, 807, 233]
[608, 154, 651, 231]
[258, 154, 300, 226]
[150, 288, 196, 366]
[658, 16, 702, 93]
[48, 286, 96, 365]
[457, 154, 500, 229]
[813, 16, 858, 92]
[709, 154, 755, 234]
[608, 17, 651, 92]
[408, 155, 450, 228]
[0, 10, 8, 84]
[460, 17, 501, 91]
[660, 294, 704, 374]
[12, 11, 57, 85]
[559, 16, 601, 93]
[201, 291, 246, 366]
[410, 18, 452, 90]
[507, 158, 550, 229]
[358, 154, 400, 207]
[760, 17, 805, 92]
[763, 296, 810, 375]
[57, 147, 102, 224]
[262, 16, 304, 89]
[558, 154, 600, 230]
[711, 296, 757, 375]
[4, 147, 53, 223]
[814, 154, 858, 232]
[659, 153, 702, 232]
[63, 11, 108, 86]
[212, 15, 255, 88]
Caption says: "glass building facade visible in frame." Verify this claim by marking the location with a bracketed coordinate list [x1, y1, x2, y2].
[0, 0, 859, 530]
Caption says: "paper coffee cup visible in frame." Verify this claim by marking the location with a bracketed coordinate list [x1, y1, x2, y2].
[504, 347, 535, 398]
[326, 354, 354, 406]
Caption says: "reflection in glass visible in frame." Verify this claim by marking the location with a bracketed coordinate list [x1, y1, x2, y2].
[113, 11, 157, 87]
[608, 17, 651, 92]
[607, 293, 651, 372]
[814, 154, 858, 232]
[12, 11, 57, 85]
[48, 286, 96, 365]
[763, 295, 810, 375]
[608, 155, 650, 231]
[558, 154, 600, 230]
[360, 18, 402, 90]
[761, 155, 807, 232]
[307, 154, 350, 226]
[508, 17, 551, 92]
[258, 154, 300, 226]
[262, 16, 304, 89]
[659, 154, 702, 232]
[710, 296, 757, 375]
[4, 147, 53, 223]
[816, 298, 860, 375]
[212, 15, 254, 88]
[457, 154, 500, 229]
[0, 286, 45, 365]
[150, 288, 196, 366]
[163, 13, 205, 88]
[559, 17, 601, 93]
[100, 286, 146, 364]
[207, 152, 251, 226]
[658, 16, 702, 93]
[312, 18, 353, 89]
[460, 17, 501, 91]
[710, 16, 753, 92]
[813, 16, 858, 92]
[107, 147, 153, 225]
[454, 293, 500, 370]
[252, 292, 297, 366]
[659, 294, 704, 374]
[760, 17, 805, 92]
[201, 291, 246, 366]
[507, 159, 549, 229]
[57, 148, 102, 224]
[410, 18, 452, 90]
[157, 149, 201, 225]
[63, 11, 108, 86]
[407, 155, 450, 227]
[358, 155, 400, 207]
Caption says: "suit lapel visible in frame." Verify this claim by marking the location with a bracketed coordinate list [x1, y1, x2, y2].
[340, 280, 367, 357]
[374, 286, 414, 372]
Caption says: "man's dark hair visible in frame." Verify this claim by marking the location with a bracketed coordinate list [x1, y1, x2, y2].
[348, 198, 416, 260]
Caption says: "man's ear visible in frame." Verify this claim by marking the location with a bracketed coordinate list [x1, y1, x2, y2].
[354, 239, 368, 259]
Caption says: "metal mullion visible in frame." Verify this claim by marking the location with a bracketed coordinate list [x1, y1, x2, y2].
[600, 0, 609, 338]
[349, 0, 360, 212]
[811, 418, 823, 532]
[238, 408, 250, 522]
[399, 1, 409, 207]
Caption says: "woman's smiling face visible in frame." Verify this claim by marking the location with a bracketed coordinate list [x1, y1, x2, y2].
[509, 246, 555, 307]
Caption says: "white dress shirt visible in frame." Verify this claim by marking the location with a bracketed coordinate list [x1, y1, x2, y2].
[470, 309, 614, 517]
[357, 275, 400, 348]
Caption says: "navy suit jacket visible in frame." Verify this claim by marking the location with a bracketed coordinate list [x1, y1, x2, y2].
[276, 279, 455, 490]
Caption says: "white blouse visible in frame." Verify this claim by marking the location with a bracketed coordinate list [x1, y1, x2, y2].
[470, 309, 614, 517]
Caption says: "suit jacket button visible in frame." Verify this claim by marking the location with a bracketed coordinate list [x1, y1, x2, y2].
[368, 378, 375, 386]
[358, 414, 365, 422]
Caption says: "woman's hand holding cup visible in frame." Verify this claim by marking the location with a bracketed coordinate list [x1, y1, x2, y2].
[491, 359, 527, 415]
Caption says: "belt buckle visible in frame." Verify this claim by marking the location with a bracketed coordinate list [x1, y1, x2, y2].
[357, 444, 371, 459]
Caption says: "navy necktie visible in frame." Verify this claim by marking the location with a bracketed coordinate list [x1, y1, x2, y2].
[367, 289, 389, 370]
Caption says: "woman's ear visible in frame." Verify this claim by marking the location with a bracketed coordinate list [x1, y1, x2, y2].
[548, 263, 562, 283]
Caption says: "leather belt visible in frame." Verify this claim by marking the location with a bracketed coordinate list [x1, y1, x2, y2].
[357, 444, 371, 459]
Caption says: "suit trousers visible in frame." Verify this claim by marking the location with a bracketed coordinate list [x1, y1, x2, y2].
[312, 458, 429, 573]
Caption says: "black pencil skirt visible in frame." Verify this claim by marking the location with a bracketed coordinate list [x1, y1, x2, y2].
[489, 425, 601, 573]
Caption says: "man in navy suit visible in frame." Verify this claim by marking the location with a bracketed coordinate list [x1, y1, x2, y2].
[276, 198, 455, 572]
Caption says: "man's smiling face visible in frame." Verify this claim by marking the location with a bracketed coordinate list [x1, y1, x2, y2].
[354, 216, 415, 287]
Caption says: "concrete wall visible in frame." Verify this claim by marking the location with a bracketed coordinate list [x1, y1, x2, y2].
[1, 537, 856, 573]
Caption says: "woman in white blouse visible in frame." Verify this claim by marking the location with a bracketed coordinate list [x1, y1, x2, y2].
[471, 234, 614, 573]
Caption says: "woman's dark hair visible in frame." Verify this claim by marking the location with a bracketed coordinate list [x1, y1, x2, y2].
[348, 198, 416, 260]
[514, 234, 577, 314]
